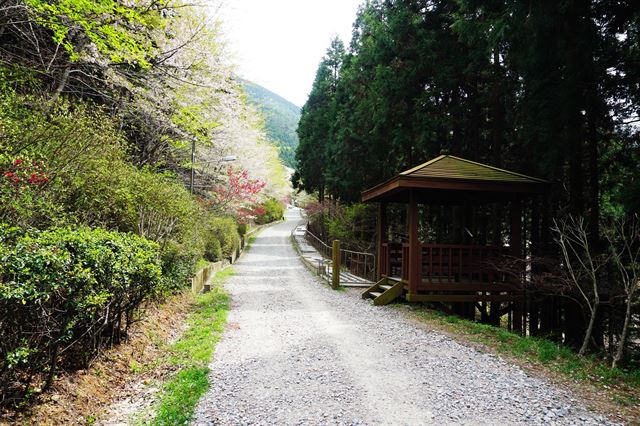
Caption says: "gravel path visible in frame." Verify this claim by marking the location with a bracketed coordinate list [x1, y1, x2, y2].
[193, 209, 613, 425]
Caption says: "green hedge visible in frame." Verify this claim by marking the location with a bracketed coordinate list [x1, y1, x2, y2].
[255, 197, 285, 225]
[203, 217, 240, 262]
[0, 225, 165, 404]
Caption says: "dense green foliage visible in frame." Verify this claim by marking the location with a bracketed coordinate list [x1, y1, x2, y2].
[0, 0, 286, 406]
[0, 226, 164, 402]
[306, 201, 376, 253]
[255, 197, 286, 225]
[296, 0, 639, 217]
[296, 0, 640, 364]
[294, 37, 344, 200]
[242, 79, 301, 168]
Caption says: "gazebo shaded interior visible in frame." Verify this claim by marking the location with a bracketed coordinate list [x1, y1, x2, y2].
[361, 155, 549, 331]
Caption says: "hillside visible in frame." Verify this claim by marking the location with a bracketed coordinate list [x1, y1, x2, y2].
[241, 79, 300, 168]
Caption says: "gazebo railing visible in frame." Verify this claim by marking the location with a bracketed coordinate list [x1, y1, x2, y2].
[382, 242, 508, 285]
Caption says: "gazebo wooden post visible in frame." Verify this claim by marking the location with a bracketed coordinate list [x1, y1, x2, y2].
[407, 190, 421, 299]
[510, 198, 523, 334]
[376, 202, 388, 280]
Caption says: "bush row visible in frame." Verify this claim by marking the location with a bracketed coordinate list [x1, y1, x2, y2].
[255, 197, 285, 225]
[0, 226, 164, 404]
[0, 89, 281, 406]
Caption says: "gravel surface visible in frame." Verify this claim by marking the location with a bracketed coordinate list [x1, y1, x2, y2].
[193, 208, 614, 425]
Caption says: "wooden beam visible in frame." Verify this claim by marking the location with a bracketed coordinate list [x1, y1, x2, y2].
[375, 202, 387, 280]
[510, 199, 523, 334]
[407, 190, 420, 296]
[406, 294, 521, 303]
[398, 177, 548, 194]
[332, 240, 341, 290]
[510, 199, 523, 258]
[416, 283, 519, 292]
[362, 177, 548, 202]
[362, 178, 402, 202]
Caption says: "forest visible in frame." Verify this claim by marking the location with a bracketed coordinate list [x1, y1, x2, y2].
[295, 0, 640, 367]
[0, 0, 288, 407]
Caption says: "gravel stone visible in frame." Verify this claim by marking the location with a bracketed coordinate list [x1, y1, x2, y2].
[193, 209, 615, 425]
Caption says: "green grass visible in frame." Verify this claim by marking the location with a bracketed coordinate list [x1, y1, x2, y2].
[150, 268, 233, 425]
[411, 307, 640, 402]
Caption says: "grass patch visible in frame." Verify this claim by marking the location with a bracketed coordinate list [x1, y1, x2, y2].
[150, 268, 233, 425]
[410, 306, 640, 408]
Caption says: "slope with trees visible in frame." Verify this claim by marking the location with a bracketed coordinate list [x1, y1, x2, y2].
[241, 79, 301, 168]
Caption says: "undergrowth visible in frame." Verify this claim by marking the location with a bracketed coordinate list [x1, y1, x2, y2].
[150, 268, 233, 425]
[410, 307, 640, 408]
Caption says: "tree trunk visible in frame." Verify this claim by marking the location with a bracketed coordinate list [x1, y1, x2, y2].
[579, 301, 598, 356]
[586, 105, 600, 245]
[612, 297, 632, 368]
[49, 66, 71, 105]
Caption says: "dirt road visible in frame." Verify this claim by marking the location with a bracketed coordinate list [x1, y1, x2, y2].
[193, 209, 612, 425]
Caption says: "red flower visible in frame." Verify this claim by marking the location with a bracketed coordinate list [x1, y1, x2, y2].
[14, 159, 23, 166]
[3, 171, 13, 178]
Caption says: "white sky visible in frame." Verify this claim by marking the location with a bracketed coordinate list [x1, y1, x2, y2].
[214, 0, 362, 107]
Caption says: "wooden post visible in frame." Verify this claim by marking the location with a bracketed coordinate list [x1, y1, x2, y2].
[510, 198, 523, 334]
[407, 190, 420, 299]
[332, 239, 341, 289]
[376, 202, 388, 280]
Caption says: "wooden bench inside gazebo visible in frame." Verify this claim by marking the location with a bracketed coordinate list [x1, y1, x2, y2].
[361, 155, 549, 332]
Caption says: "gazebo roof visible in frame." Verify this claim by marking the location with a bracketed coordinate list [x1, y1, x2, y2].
[362, 155, 549, 204]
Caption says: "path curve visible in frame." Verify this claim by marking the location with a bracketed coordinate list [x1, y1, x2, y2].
[193, 209, 612, 425]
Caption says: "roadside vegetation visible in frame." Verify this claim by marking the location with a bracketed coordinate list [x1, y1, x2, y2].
[152, 269, 232, 425]
[408, 306, 640, 419]
[0, 0, 288, 411]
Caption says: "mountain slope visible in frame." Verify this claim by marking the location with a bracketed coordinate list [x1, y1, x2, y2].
[241, 79, 300, 168]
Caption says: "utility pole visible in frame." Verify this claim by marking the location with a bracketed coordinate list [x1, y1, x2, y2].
[190, 138, 196, 194]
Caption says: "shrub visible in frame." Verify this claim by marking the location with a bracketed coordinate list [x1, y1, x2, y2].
[204, 217, 240, 261]
[0, 226, 164, 405]
[204, 238, 223, 262]
[237, 222, 248, 237]
[254, 197, 285, 224]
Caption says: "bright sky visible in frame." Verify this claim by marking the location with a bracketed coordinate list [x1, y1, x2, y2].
[215, 0, 362, 107]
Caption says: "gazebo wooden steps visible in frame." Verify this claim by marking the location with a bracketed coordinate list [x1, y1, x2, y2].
[362, 277, 404, 306]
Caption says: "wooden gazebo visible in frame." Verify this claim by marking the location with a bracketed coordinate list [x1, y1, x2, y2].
[361, 155, 549, 332]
